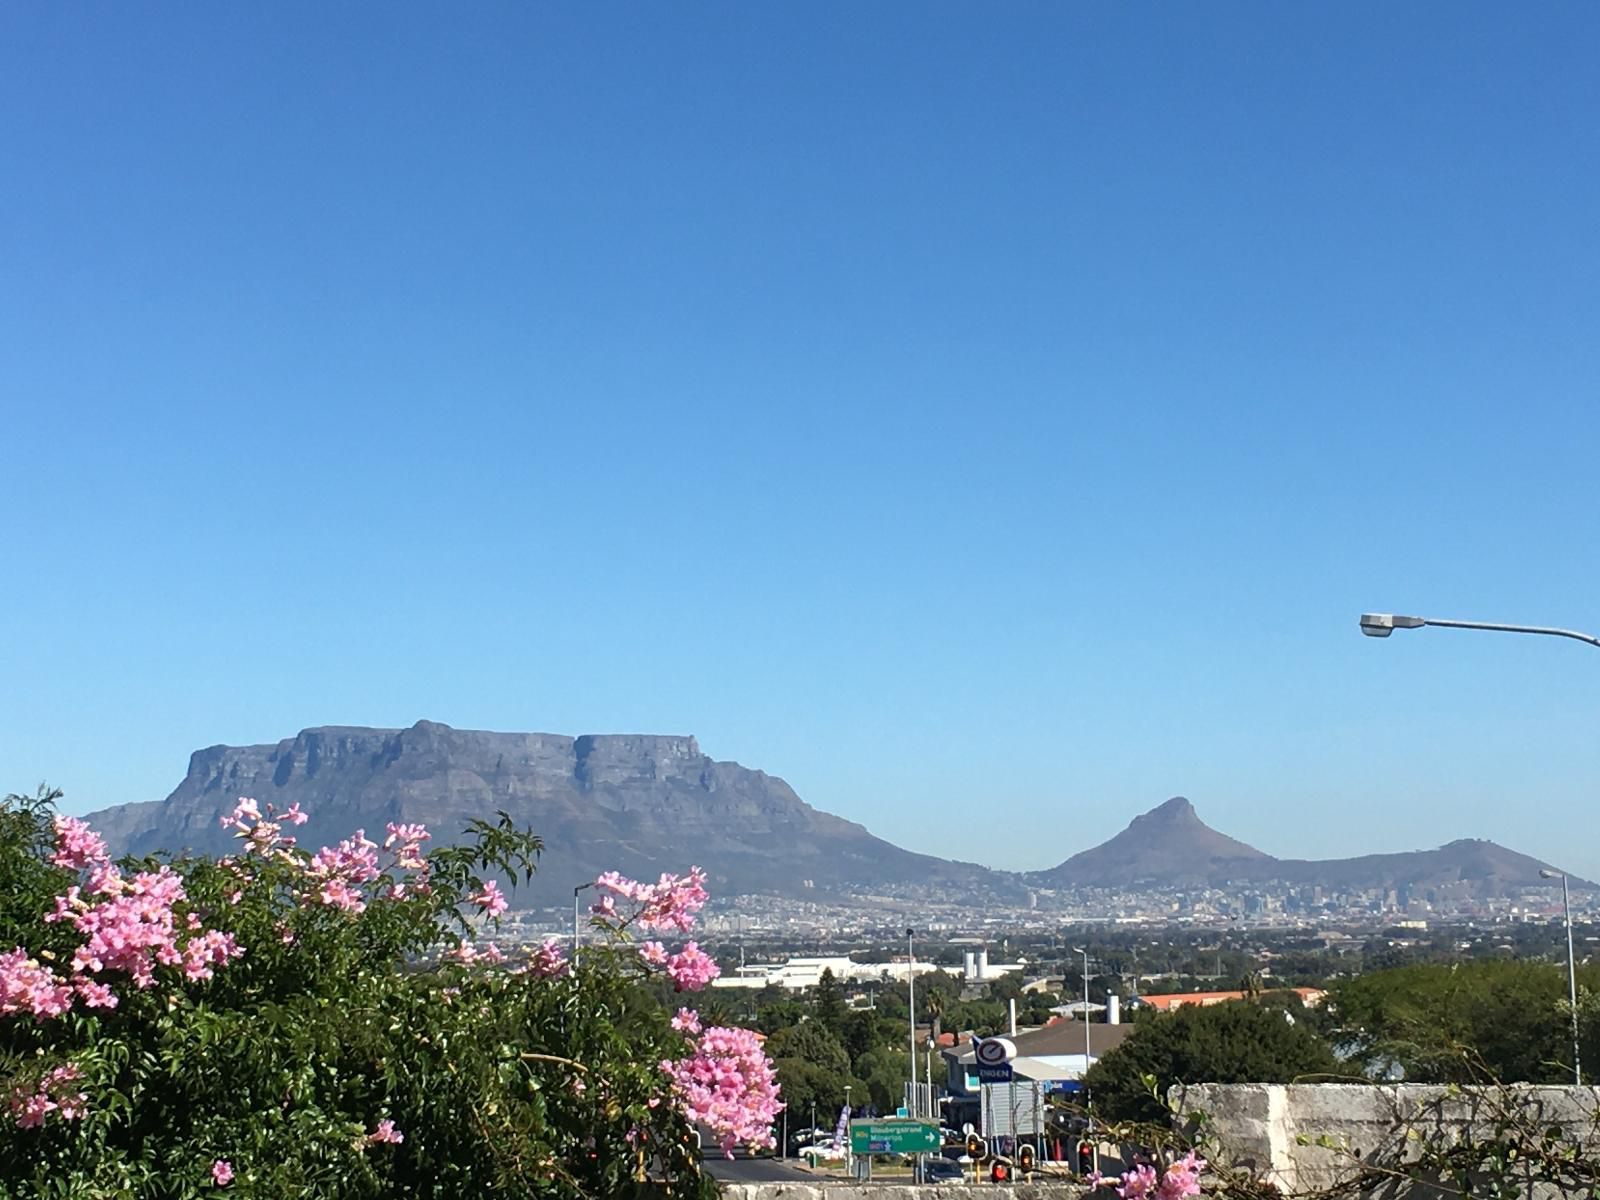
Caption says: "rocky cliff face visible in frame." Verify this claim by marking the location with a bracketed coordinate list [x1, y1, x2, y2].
[85, 721, 997, 903]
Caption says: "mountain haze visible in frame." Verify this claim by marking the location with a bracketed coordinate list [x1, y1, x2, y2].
[85, 722, 999, 903]
[1042, 796, 1272, 887]
[81, 728, 1585, 906]
[1037, 796, 1590, 897]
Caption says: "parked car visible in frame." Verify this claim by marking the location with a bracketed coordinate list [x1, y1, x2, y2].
[923, 1158, 967, 1184]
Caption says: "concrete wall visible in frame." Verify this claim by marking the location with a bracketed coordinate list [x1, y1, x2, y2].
[1174, 1083, 1600, 1197]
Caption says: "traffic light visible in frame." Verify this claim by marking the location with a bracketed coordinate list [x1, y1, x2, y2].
[1018, 1144, 1035, 1173]
[965, 1132, 987, 1162]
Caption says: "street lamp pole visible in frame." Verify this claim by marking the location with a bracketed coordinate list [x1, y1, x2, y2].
[907, 927, 917, 1119]
[573, 882, 595, 967]
[1074, 946, 1095, 1173]
[1543, 869, 1582, 1085]
[844, 1084, 853, 1177]
[1361, 611, 1595, 1086]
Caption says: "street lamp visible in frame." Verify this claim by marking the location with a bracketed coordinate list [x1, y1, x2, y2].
[906, 927, 917, 1119]
[1073, 946, 1096, 1174]
[1542, 869, 1582, 1085]
[1361, 609, 1597, 1085]
[1359, 613, 1600, 648]
[573, 881, 595, 967]
[843, 1084, 853, 1176]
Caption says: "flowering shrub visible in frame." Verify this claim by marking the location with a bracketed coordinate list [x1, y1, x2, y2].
[1092, 1151, 1206, 1199]
[0, 786, 779, 1197]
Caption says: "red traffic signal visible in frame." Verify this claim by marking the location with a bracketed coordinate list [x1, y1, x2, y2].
[965, 1133, 987, 1162]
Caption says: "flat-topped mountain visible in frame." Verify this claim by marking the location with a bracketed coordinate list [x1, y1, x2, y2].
[1038, 796, 1590, 897]
[85, 721, 1000, 904]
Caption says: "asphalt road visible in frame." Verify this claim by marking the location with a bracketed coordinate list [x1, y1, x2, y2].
[703, 1151, 818, 1183]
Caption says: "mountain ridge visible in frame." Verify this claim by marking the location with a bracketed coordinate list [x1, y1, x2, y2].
[84, 721, 1005, 903]
[80, 725, 1588, 904]
[1033, 795, 1592, 897]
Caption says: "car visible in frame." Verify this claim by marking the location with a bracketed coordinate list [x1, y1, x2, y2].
[922, 1158, 967, 1184]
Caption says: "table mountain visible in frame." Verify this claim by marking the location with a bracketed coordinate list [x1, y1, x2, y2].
[84, 721, 999, 904]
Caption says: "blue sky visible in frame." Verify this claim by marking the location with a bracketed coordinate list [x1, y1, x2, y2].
[5, 4, 1600, 879]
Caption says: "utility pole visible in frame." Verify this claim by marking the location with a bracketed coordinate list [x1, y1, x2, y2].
[1543, 869, 1582, 1084]
[573, 882, 595, 967]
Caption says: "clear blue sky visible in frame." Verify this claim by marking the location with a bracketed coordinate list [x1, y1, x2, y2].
[5, 5, 1600, 879]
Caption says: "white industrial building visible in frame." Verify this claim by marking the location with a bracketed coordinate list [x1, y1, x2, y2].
[711, 954, 940, 991]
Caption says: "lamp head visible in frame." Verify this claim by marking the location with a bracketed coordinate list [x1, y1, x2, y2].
[1541, 869, 1564, 880]
[1360, 613, 1426, 638]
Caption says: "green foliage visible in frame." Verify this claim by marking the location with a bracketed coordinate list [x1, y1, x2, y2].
[0, 790, 715, 1199]
[1332, 959, 1600, 1083]
[764, 1021, 849, 1076]
[812, 968, 845, 1036]
[1085, 1000, 1340, 1124]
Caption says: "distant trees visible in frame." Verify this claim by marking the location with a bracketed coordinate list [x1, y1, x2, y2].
[1332, 960, 1600, 1083]
[1084, 1001, 1340, 1123]
[812, 968, 846, 1035]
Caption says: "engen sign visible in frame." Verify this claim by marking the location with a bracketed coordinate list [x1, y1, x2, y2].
[971, 1033, 1015, 1083]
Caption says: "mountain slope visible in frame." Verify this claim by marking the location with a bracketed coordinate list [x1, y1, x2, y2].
[1039, 797, 1591, 896]
[1042, 796, 1273, 887]
[85, 721, 1000, 904]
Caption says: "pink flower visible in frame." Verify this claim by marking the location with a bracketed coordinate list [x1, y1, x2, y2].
[283, 803, 309, 826]
[0, 948, 74, 1018]
[73, 978, 119, 1009]
[660, 1025, 782, 1157]
[671, 1007, 702, 1034]
[638, 940, 669, 966]
[50, 815, 109, 872]
[6, 1064, 87, 1129]
[211, 1160, 234, 1185]
[1105, 1155, 1205, 1200]
[469, 880, 509, 918]
[517, 938, 568, 979]
[594, 867, 708, 933]
[664, 942, 720, 991]
[367, 1118, 404, 1145]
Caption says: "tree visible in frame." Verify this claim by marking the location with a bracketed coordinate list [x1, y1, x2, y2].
[1333, 960, 1600, 1084]
[1084, 1001, 1340, 1123]
[0, 789, 780, 1197]
[765, 1020, 850, 1077]
[813, 968, 846, 1035]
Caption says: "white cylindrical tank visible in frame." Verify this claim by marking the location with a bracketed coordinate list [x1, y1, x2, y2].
[977, 948, 989, 979]
[964, 950, 977, 980]
[1107, 994, 1121, 1025]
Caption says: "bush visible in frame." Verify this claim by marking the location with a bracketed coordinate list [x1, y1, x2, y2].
[1084, 1000, 1340, 1124]
[0, 788, 779, 1197]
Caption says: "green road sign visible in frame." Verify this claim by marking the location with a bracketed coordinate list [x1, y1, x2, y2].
[848, 1119, 941, 1154]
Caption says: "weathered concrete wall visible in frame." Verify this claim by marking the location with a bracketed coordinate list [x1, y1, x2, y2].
[1174, 1083, 1600, 1197]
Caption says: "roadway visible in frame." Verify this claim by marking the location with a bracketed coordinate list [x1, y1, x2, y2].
[702, 1150, 819, 1183]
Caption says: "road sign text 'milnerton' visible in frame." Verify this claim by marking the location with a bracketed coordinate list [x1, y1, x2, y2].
[847, 1120, 941, 1154]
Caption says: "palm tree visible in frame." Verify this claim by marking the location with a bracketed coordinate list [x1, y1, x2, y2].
[925, 990, 946, 1044]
